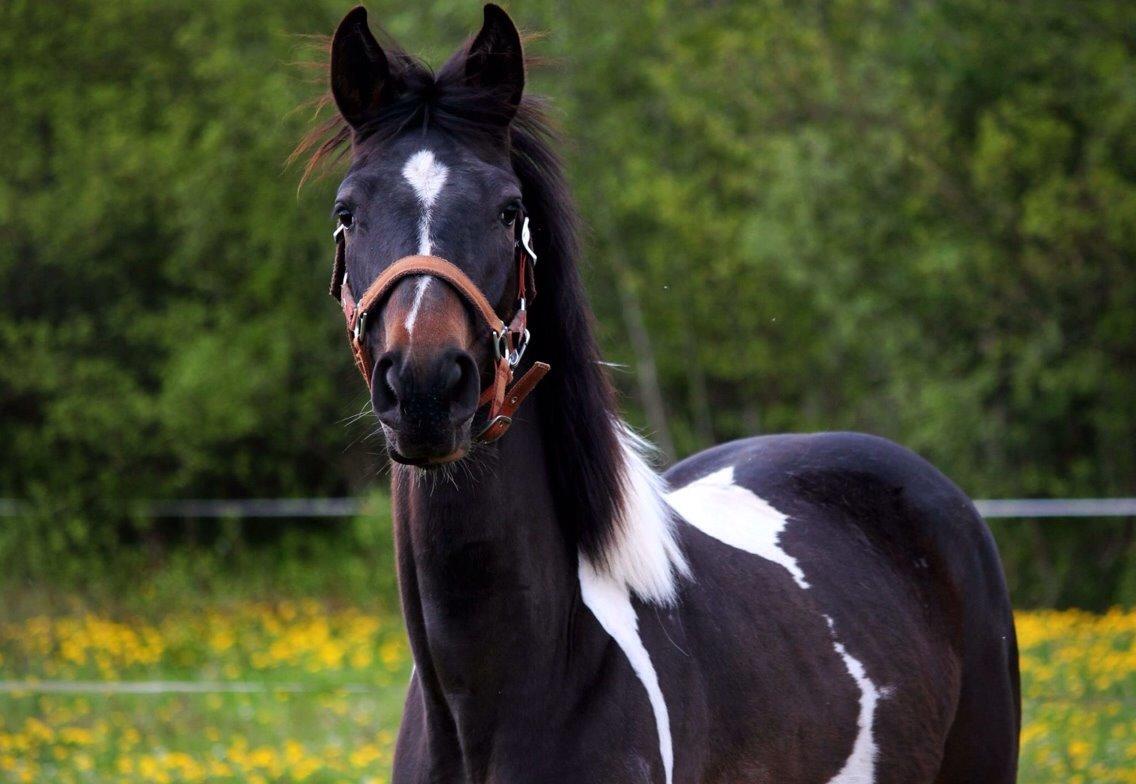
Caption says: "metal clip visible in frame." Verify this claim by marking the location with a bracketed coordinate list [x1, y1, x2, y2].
[519, 216, 537, 263]
[333, 223, 347, 242]
[354, 311, 367, 342]
[507, 329, 530, 368]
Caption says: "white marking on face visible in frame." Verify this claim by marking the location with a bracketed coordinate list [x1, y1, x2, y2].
[578, 557, 675, 784]
[664, 465, 808, 589]
[401, 149, 449, 255]
[404, 276, 432, 335]
[824, 616, 886, 784]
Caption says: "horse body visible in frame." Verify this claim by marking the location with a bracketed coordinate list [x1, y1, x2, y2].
[389, 421, 1018, 783]
[666, 433, 1018, 783]
[302, 6, 1019, 781]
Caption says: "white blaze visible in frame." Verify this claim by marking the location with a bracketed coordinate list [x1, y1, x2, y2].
[401, 149, 448, 255]
[404, 276, 432, 335]
[400, 149, 449, 333]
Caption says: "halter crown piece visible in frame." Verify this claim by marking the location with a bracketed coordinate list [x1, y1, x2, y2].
[329, 213, 550, 444]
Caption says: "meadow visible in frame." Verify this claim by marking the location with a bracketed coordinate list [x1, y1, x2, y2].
[0, 602, 1133, 782]
[2, 4, 1132, 783]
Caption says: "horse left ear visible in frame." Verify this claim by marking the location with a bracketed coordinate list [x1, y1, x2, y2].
[331, 6, 398, 130]
[465, 4, 525, 121]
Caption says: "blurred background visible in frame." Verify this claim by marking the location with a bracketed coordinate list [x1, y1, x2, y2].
[1, 0, 1133, 781]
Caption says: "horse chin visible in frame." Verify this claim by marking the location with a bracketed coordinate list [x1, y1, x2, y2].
[383, 423, 471, 469]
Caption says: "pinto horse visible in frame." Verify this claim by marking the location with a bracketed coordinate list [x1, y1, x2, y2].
[300, 6, 1020, 782]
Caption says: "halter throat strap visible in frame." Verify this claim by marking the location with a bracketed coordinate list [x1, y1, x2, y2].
[330, 226, 548, 444]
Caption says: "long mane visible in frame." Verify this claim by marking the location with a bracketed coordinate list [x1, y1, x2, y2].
[294, 35, 686, 604]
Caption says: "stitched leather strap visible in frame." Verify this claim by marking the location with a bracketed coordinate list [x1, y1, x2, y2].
[358, 255, 502, 333]
[477, 361, 550, 443]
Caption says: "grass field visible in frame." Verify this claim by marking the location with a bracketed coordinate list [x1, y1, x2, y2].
[1, 602, 1133, 782]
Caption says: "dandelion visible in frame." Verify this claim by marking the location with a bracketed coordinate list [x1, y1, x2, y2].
[2, 604, 1132, 781]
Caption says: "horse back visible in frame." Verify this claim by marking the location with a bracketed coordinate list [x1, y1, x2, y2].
[667, 431, 1012, 646]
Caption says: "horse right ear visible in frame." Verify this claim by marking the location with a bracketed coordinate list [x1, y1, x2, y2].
[331, 6, 396, 130]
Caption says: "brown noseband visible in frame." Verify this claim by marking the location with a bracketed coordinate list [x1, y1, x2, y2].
[329, 217, 549, 444]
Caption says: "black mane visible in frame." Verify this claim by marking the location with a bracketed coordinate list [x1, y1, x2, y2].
[295, 35, 629, 570]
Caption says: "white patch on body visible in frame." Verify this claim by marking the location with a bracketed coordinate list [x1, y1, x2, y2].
[574, 423, 687, 784]
[664, 465, 808, 589]
[580, 435, 890, 784]
[824, 616, 886, 784]
[578, 556, 675, 784]
[401, 149, 449, 255]
[663, 464, 887, 784]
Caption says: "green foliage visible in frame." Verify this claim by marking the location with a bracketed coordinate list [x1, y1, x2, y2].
[3, 490, 398, 615]
[1, 0, 1133, 606]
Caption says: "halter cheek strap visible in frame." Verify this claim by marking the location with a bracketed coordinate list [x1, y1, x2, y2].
[329, 219, 549, 444]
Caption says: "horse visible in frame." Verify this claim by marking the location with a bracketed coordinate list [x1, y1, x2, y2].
[297, 6, 1020, 782]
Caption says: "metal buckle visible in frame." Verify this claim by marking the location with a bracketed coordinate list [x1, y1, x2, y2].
[354, 311, 367, 342]
[492, 326, 509, 361]
[476, 414, 512, 441]
[333, 223, 347, 242]
[519, 216, 537, 263]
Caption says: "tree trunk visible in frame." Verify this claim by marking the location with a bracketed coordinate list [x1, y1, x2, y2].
[614, 263, 675, 462]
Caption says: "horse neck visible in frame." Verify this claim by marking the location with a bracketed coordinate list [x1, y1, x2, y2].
[391, 410, 580, 707]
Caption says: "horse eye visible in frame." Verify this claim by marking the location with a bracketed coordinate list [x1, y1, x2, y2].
[336, 208, 354, 228]
[498, 203, 519, 227]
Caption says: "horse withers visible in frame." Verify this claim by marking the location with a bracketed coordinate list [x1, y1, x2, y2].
[298, 6, 1020, 782]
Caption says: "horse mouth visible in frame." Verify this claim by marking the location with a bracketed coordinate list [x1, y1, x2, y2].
[387, 446, 467, 468]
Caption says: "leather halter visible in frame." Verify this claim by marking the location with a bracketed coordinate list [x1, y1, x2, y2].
[329, 215, 549, 444]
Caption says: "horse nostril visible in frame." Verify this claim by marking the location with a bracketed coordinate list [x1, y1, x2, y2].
[447, 351, 480, 420]
[373, 353, 400, 418]
[442, 358, 463, 394]
[373, 348, 478, 430]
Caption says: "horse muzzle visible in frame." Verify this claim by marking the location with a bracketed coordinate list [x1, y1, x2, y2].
[329, 228, 549, 460]
[373, 346, 481, 466]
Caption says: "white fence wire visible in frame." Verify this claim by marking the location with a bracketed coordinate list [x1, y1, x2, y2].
[1, 497, 1135, 519]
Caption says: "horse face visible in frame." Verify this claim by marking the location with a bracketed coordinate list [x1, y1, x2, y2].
[328, 5, 525, 467]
